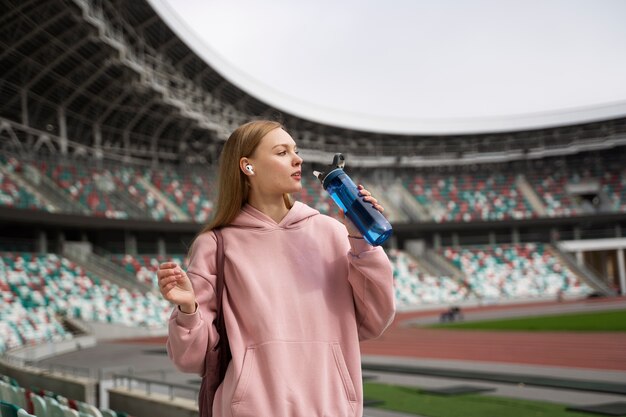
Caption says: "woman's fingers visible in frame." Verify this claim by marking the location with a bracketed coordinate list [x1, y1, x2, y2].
[159, 274, 177, 288]
[157, 263, 180, 278]
[358, 185, 385, 213]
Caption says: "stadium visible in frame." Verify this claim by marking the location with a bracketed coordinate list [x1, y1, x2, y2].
[1, 1, 625, 417]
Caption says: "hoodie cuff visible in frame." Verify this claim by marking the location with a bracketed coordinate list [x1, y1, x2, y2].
[349, 236, 374, 256]
[174, 303, 201, 330]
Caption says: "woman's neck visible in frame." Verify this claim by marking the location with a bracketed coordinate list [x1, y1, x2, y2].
[247, 193, 289, 224]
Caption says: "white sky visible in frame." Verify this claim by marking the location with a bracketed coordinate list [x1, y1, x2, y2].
[150, 0, 626, 134]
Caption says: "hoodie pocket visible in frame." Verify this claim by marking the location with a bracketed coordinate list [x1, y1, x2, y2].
[231, 341, 358, 417]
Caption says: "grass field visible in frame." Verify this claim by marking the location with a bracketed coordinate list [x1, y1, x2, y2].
[363, 382, 595, 417]
[428, 309, 626, 332]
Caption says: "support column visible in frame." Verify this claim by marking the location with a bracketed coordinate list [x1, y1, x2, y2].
[58, 106, 68, 155]
[57, 232, 66, 254]
[93, 123, 103, 161]
[37, 231, 47, 255]
[433, 233, 441, 250]
[452, 233, 459, 248]
[512, 228, 520, 244]
[157, 238, 166, 258]
[125, 232, 137, 256]
[576, 251, 584, 266]
[489, 231, 496, 246]
[21, 89, 29, 126]
[123, 130, 131, 162]
[617, 248, 626, 296]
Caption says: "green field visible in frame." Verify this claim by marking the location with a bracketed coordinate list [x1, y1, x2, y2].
[428, 309, 626, 332]
[364, 382, 594, 417]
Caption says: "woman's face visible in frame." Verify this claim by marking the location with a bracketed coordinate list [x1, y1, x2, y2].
[246, 128, 303, 197]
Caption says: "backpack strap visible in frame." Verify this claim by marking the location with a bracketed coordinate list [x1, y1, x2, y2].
[214, 228, 225, 321]
[203, 228, 231, 380]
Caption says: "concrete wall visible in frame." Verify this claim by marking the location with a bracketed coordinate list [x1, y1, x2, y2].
[109, 387, 198, 417]
[0, 358, 98, 404]
[7, 335, 96, 362]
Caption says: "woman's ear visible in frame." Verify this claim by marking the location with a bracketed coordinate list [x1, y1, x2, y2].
[240, 158, 254, 175]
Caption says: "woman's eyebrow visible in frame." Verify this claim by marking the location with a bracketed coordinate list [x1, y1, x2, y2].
[271, 143, 296, 149]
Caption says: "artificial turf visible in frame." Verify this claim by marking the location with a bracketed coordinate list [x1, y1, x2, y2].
[363, 382, 596, 417]
[428, 309, 626, 332]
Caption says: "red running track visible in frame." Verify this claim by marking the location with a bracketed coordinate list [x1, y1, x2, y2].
[361, 299, 626, 371]
[126, 298, 626, 371]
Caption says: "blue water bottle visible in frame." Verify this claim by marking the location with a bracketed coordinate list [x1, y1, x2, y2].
[314, 154, 393, 246]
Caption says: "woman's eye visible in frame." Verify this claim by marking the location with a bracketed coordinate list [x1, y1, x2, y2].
[278, 151, 287, 156]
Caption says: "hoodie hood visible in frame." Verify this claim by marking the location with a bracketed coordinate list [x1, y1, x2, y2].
[230, 201, 319, 231]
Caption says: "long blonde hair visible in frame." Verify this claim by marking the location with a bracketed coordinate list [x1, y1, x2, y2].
[201, 120, 293, 233]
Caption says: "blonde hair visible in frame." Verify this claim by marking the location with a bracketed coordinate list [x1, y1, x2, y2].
[200, 120, 293, 234]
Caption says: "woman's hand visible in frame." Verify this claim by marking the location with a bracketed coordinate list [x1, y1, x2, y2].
[157, 262, 196, 313]
[339, 184, 385, 238]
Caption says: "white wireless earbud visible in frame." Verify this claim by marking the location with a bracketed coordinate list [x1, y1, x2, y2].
[245, 164, 254, 174]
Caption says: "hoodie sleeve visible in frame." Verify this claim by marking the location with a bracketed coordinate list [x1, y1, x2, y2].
[346, 236, 396, 341]
[166, 232, 220, 375]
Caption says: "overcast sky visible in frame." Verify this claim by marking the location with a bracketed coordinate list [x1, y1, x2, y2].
[150, 0, 626, 134]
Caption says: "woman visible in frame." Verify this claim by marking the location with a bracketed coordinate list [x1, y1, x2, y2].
[158, 120, 395, 417]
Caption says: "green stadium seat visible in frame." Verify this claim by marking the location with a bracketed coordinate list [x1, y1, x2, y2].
[16, 409, 36, 417]
[29, 394, 46, 417]
[0, 400, 20, 417]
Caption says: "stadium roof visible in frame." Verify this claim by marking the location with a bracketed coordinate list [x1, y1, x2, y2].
[150, 0, 626, 135]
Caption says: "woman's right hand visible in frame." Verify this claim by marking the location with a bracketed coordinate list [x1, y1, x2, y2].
[157, 262, 196, 313]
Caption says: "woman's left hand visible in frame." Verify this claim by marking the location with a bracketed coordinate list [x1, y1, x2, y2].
[339, 184, 385, 238]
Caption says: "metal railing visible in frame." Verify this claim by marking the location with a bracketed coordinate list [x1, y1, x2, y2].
[112, 373, 200, 403]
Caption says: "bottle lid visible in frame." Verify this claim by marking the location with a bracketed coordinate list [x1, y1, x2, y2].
[313, 153, 345, 185]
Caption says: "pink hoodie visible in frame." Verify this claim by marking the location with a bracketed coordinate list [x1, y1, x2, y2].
[167, 201, 395, 417]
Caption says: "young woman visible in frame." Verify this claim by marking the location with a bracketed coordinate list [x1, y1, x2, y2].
[158, 120, 395, 417]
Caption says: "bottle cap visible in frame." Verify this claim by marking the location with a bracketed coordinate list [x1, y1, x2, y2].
[313, 153, 345, 184]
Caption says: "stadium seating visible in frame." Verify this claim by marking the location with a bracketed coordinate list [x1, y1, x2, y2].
[388, 249, 472, 307]
[116, 166, 173, 221]
[148, 166, 216, 222]
[110, 254, 186, 288]
[0, 252, 171, 353]
[3, 151, 626, 224]
[294, 174, 335, 216]
[441, 243, 592, 299]
[527, 169, 584, 217]
[406, 171, 535, 223]
[0, 157, 49, 212]
[33, 160, 129, 219]
[0, 374, 127, 417]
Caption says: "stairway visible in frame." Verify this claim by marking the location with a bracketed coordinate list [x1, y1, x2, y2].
[363, 183, 408, 223]
[516, 174, 547, 216]
[62, 247, 153, 294]
[137, 177, 190, 221]
[550, 243, 617, 296]
[390, 182, 430, 222]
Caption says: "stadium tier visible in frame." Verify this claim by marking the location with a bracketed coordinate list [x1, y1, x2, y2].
[388, 249, 472, 307]
[441, 243, 592, 300]
[148, 165, 217, 222]
[1, 245, 594, 354]
[0, 374, 127, 417]
[2, 153, 626, 223]
[0, 156, 52, 212]
[110, 254, 186, 288]
[405, 170, 535, 222]
[603, 168, 626, 212]
[0, 253, 170, 354]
